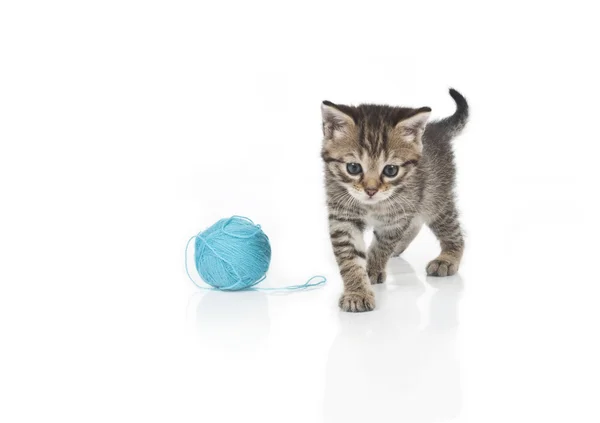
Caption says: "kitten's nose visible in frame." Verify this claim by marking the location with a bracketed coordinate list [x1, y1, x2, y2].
[365, 188, 378, 197]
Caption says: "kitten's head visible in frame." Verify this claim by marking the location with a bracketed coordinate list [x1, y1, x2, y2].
[321, 101, 431, 204]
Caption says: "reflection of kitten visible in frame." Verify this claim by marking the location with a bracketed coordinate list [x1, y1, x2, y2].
[321, 89, 468, 311]
[324, 261, 463, 423]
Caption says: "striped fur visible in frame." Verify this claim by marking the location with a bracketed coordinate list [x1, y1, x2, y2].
[322, 89, 469, 312]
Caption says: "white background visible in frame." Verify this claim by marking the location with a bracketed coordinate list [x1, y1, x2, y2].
[1, 1, 599, 422]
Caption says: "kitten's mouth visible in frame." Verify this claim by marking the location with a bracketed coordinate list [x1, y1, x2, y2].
[348, 189, 386, 204]
[362, 195, 385, 204]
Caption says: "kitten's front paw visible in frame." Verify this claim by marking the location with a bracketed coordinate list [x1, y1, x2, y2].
[339, 290, 376, 312]
[367, 265, 387, 285]
[426, 258, 459, 277]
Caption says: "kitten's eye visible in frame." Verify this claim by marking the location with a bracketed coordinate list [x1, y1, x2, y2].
[346, 163, 362, 175]
[382, 165, 399, 177]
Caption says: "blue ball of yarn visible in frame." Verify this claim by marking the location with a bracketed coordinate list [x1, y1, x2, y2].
[193, 216, 272, 291]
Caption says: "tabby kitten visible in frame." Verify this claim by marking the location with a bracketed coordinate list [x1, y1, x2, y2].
[322, 89, 468, 312]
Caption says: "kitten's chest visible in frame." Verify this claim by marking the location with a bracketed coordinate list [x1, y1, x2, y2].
[364, 210, 400, 229]
[365, 208, 418, 229]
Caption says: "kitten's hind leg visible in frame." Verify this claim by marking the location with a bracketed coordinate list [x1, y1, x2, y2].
[392, 219, 423, 257]
[426, 206, 464, 277]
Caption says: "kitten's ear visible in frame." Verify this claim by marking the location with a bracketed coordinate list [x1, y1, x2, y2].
[395, 107, 431, 144]
[321, 101, 355, 139]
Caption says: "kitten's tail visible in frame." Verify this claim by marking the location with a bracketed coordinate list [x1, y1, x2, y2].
[427, 88, 469, 142]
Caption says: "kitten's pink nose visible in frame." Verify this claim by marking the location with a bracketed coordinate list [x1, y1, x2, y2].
[365, 188, 378, 197]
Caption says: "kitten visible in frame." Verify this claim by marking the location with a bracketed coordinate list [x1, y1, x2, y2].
[321, 89, 468, 312]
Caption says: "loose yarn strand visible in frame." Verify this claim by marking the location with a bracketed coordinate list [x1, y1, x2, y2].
[254, 275, 327, 292]
[185, 216, 326, 292]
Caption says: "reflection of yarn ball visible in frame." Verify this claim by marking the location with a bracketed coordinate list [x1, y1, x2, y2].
[194, 216, 271, 291]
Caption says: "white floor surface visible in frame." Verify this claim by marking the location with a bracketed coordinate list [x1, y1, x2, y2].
[2, 2, 600, 422]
